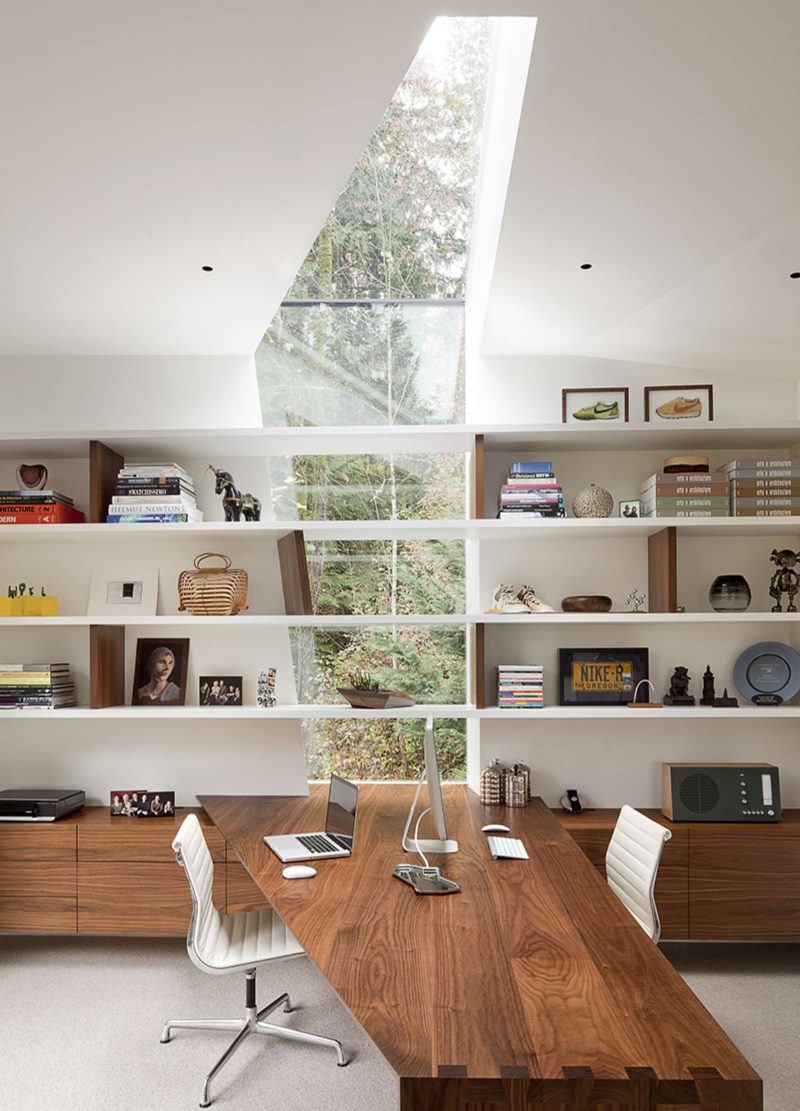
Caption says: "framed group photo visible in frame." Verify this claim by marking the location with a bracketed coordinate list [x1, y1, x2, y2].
[131, 638, 189, 706]
[199, 676, 243, 706]
[562, 387, 629, 424]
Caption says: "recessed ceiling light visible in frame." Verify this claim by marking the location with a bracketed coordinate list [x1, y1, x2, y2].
[201, 265, 214, 272]
[790, 271, 800, 279]
[580, 263, 593, 270]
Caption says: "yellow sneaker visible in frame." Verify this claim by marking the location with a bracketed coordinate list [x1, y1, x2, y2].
[655, 396, 702, 419]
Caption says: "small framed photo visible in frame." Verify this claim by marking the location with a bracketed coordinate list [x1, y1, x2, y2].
[619, 499, 641, 519]
[199, 676, 243, 706]
[562, 387, 629, 424]
[110, 790, 147, 816]
[559, 647, 649, 706]
[88, 568, 158, 616]
[132, 638, 189, 706]
[644, 384, 714, 423]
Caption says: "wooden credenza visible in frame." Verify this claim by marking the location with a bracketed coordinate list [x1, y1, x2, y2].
[556, 808, 800, 941]
[0, 805, 798, 939]
[0, 807, 269, 936]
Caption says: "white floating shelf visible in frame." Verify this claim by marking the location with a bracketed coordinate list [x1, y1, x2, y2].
[0, 704, 471, 720]
[476, 706, 800, 719]
[477, 611, 799, 624]
[1, 420, 798, 459]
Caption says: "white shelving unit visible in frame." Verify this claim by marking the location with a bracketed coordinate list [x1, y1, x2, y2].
[2, 419, 800, 807]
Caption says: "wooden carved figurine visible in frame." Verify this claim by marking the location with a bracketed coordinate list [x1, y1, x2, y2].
[664, 666, 695, 706]
[209, 466, 262, 523]
[769, 548, 800, 612]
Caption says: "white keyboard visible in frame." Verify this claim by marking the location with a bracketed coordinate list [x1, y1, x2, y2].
[487, 836, 529, 860]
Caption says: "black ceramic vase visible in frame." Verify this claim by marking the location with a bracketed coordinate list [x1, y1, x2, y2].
[709, 574, 751, 612]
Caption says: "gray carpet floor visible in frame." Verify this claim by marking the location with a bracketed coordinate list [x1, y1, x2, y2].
[0, 937, 797, 1110]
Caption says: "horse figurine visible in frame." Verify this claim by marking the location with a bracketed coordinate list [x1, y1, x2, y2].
[208, 466, 262, 522]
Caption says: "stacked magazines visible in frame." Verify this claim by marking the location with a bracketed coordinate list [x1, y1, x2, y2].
[106, 463, 203, 523]
[497, 664, 544, 709]
[0, 663, 76, 709]
[720, 458, 800, 517]
[0, 489, 85, 525]
[498, 461, 565, 519]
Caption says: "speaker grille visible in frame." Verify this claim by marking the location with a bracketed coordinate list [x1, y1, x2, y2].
[679, 772, 720, 814]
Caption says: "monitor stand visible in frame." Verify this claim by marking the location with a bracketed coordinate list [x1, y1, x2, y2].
[401, 774, 459, 855]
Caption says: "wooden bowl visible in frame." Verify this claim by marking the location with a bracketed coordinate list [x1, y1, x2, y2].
[560, 595, 613, 613]
[337, 688, 415, 709]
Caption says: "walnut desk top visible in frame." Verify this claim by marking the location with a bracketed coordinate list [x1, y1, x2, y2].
[199, 786, 761, 1110]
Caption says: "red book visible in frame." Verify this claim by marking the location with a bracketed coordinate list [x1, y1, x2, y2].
[0, 504, 85, 524]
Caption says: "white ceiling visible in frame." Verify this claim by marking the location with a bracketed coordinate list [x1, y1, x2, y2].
[2, 0, 799, 377]
[481, 0, 800, 377]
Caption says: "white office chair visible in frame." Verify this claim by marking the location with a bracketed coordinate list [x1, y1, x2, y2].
[161, 814, 348, 1108]
[605, 804, 672, 943]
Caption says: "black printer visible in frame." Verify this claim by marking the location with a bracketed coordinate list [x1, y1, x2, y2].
[0, 788, 86, 821]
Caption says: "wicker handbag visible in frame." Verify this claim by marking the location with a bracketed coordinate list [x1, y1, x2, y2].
[178, 552, 248, 616]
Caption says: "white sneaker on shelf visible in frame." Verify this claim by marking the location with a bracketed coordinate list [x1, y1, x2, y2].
[487, 584, 530, 613]
[517, 585, 555, 613]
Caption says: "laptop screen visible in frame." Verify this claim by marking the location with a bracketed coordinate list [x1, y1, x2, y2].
[325, 774, 359, 847]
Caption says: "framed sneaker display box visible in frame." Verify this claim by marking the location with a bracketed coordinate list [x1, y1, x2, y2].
[561, 387, 629, 424]
[559, 647, 649, 706]
[644, 384, 714, 423]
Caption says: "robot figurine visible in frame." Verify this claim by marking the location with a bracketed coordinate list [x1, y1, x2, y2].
[769, 548, 800, 612]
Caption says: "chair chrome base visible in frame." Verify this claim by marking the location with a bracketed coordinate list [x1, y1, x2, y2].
[161, 969, 348, 1107]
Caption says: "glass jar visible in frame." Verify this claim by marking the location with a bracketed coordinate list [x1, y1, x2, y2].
[709, 574, 751, 612]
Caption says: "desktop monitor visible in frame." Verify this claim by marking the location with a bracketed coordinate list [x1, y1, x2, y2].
[401, 717, 459, 855]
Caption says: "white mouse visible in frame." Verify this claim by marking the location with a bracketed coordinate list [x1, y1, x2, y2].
[282, 865, 317, 879]
[481, 823, 510, 833]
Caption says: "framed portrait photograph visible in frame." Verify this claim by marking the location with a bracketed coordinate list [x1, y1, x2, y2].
[131, 638, 189, 706]
[110, 789, 147, 816]
[88, 567, 158, 616]
[562, 387, 629, 424]
[619, 499, 642, 518]
[199, 676, 243, 706]
[644, 384, 714, 423]
[559, 647, 649, 706]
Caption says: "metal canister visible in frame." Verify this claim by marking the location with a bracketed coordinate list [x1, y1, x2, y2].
[480, 762, 503, 805]
[515, 762, 533, 801]
[505, 771, 528, 807]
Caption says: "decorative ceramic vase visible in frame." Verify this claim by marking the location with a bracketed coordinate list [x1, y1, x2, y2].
[572, 483, 613, 518]
[16, 463, 48, 490]
[709, 575, 751, 612]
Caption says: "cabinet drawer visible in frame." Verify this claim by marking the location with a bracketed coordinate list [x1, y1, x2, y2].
[690, 829, 800, 940]
[566, 826, 689, 939]
[0, 859, 76, 897]
[78, 817, 225, 863]
[78, 861, 225, 935]
[0, 824, 76, 860]
[0, 896, 76, 933]
[226, 863, 270, 913]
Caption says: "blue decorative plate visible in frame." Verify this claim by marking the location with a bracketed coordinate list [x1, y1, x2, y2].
[733, 641, 800, 705]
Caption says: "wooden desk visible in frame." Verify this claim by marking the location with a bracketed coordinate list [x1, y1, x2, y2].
[199, 786, 761, 1110]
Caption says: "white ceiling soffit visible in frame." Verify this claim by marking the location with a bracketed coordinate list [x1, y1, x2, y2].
[0, 0, 530, 357]
[481, 0, 800, 377]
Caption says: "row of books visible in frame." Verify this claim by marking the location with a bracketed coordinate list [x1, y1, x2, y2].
[498, 461, 565, 519]
[497, 664, 544, 709]
[106, 463, 203, 523]
[0, 489, 85, 525]
[642, 459, 800, 517]
[0, 663, 76, 709]
[721, 458, 800, 518]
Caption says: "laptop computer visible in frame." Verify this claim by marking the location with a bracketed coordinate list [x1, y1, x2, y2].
[263, 774, 359, 862]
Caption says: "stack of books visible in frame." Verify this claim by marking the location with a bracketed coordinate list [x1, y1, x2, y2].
[106, 464, 203, 523]
[497, 664, 544, 709]
[0, 663, 77, 709]
[720, 458, 800, 517]
[0, 489, 84, 525]
[640, 470, 729, 518]
[498, 461, 565, 519]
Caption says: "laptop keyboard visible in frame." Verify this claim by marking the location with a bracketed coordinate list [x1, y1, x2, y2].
[297, 834, 341, 854]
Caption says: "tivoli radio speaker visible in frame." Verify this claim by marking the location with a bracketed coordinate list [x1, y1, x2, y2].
[661, 763, 781, 822]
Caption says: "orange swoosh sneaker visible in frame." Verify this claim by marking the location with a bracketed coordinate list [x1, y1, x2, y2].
[655, 396, 702, 419]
